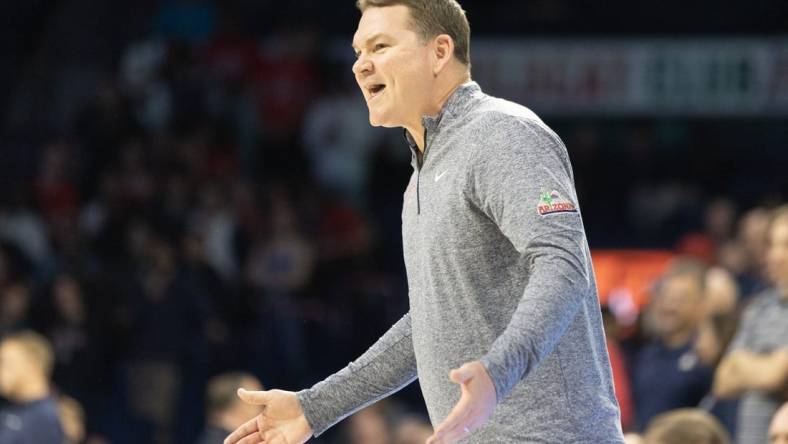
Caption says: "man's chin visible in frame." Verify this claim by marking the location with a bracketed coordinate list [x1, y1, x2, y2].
[368, 114, 393, 128]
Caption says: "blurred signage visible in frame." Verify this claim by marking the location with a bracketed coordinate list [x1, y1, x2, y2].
[471, 38, 788, 115]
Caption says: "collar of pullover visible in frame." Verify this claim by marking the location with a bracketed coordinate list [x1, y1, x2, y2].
[404, 81, 482, 150]
[422, 80, 481, 131]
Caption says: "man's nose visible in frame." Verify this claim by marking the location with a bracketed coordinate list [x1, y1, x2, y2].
[352, 55, 372, 76]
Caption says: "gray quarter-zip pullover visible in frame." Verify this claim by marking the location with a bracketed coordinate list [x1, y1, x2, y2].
[297, 82, 625, 443]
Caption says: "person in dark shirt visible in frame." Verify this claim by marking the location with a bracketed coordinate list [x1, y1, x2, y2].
[0, 330, 64, 444]
[630, 260, 714, 430]
[195, 372, 263, 444]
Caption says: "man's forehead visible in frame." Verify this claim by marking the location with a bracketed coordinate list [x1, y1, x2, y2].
[352, 32, 390, 49]
[352, 5, 412, 48]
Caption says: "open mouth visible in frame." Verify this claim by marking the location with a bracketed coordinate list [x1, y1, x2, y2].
[368, 84, 386, 99]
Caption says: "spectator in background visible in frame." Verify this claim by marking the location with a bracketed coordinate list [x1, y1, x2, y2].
[42, 272, 107, 441]
[346, 403, 393, 444]
[123, 232, 211, 444]
[196, 372, 263, 444]
[0, 331, 64, 444]
[695, 311, 739, 373]
[34, 142, 80, 225]
[630, 259, 714, 430]
[253, 29, 319, 143]
[705, 199, 737, 248]
[191, 184, 239, 281]
[245, 190, 315, 294]
[245, 189, 314, 384]
[770, 402, 788, 444]
[0, 282, 32, 336]
[713, 206, 788, 444]
[704, 267, 739, 317]
[0, 197, 53, 278]
[642, 409, 731, 444]
[45, 274, 101, 393]
[734, 207, 772, 298]
[675, 198, 738, 266]
[56, 395, 86, 444]
[694, 267, 741, 380]
[695, 269, 741, 436]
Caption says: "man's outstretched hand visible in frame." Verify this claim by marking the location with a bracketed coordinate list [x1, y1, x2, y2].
[426, 361, 497, 444]
[224, 389, 312, 444]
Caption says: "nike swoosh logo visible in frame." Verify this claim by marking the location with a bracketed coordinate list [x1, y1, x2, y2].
[434, 170, 449, 182]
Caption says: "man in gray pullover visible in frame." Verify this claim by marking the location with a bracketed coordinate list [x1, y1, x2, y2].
[225, 1, 626, 443]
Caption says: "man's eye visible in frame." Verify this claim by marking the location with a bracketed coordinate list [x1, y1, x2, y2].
[374, 44, 388, 51]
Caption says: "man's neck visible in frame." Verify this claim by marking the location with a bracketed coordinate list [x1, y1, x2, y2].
[405, 73, 471, 153]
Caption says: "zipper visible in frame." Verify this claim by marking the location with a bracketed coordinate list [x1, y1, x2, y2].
[416, 128, 430, 215]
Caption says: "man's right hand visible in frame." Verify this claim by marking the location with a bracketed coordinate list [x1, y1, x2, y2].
[224, 389, 313, 444]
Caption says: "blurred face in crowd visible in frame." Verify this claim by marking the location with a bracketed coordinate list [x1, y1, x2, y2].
[352, 5, 440, 131]
[770, 403, 788, 444]
[54, 275, 86, 324]
[766, 217, 788, 295]
[650, 273, 704, 342]
[0, 340, 30, 399]
[349, 406, 391, 444]
[0, 283, 31, 325]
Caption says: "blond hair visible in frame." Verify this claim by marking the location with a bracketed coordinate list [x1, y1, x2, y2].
[644, 409, 731, 444]
[4, 330, 55, 377]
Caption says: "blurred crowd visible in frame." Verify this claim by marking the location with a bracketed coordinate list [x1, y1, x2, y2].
[612, 204, 788, 444]
[0, 2, 787, 444]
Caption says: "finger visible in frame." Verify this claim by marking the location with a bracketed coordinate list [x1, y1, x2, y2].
[429, 417, 472, 444]
[430, 417, 477, 444]
[238, 388, 270, 405]
[428, 403, 473, 443]
[235, 434, 263, 444]
[224, 416, 259, 444]
[449, 364, 473, 384]
[449, 414, 486, 441]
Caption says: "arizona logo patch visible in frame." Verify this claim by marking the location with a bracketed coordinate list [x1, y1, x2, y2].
[537, 190, 578, 216]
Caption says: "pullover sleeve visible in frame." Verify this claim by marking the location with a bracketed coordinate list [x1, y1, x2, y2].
[296, 312, 417, 436]
[467, 113, 595, 403]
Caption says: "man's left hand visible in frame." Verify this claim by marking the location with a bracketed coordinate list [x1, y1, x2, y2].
[426, 361, 497, 444]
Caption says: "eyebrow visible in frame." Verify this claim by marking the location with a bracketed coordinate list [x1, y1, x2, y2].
[351, 33, 389, 51]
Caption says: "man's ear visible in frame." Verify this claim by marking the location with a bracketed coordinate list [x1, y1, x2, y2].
[432, 34, 455, 75]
